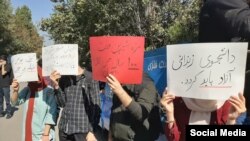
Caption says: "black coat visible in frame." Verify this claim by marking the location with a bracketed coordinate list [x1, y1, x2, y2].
[199, 0, 250, 43]
[199, 0, 250, 117]
[199, 0, 250, 70]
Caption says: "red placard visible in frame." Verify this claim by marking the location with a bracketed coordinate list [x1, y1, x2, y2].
[90, 36, 145, 84]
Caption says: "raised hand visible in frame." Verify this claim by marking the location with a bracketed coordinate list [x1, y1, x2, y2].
[11, 79, 19, 92]
[2, 60, 6, 65]
[50, 70, 61, 89]
[160, 88, 175, 128]
[106, 74, 125, 95]
[228, 92, 246, 121]
[160, 88, 175, 114]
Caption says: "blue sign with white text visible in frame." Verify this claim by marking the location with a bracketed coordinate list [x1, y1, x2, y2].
[144, 47, 167, 95]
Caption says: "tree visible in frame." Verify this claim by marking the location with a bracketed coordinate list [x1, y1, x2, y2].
[0, 2, 43, 56]
[0, 0, 12, 54]
[41, 0, 202, 65]
[9, 6, 43, 55]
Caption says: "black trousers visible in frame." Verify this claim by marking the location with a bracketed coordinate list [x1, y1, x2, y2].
[0, 87, 11, 115]
[59, 131, 88, 141]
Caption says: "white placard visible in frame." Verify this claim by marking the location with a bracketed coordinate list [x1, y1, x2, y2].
[11, 53, 38, 82]
[42, 44, 78, 76]
[167, 43, 248, 100]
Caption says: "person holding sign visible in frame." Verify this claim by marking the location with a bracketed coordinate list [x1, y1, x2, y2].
[0, 55, 13, 119]
[199, 0, 250, 125]
[106, 73, 162, 141]
[50, 65, 101, 141]
[11, 65, 58, 141]
[160, 89, 246, 141]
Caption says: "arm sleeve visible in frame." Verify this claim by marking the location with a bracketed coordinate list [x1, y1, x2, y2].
[164, 122, 181, 141]
[126, 76, 157, 122]
[88, 80, 101, 132]
[45, 88, 58, 126]
[11, 87, 29, 106]
[54, 88, 66, 108]
[221, 101, 231, 124]
[210, 0, 250, 39]
[5, 64, 11, 73]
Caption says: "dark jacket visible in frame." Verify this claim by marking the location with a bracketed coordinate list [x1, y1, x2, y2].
[199, 0, 250, 70]
[0, 63, 13, 88]
[54, 70, 101, 134]
[110, 73, 162, 141]
[199, 0, 250, 43]
[199, 0, 250, 119]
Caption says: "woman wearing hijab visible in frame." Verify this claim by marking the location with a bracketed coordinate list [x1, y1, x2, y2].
[11, 66, 58, 141]
[160, 89, 246, 141]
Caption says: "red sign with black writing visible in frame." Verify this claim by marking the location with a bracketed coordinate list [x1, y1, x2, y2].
[90, 36, 145, 84]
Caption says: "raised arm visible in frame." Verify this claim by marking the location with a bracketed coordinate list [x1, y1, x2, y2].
[11, 79, 19, 105]
[227, 92, 246, 124]
[106, 73, 157, 122]
[1, 61, 11, 76]
[160, 89, 181, 141]
[10, 79, 29, 106]
[50, 70, 66, 107]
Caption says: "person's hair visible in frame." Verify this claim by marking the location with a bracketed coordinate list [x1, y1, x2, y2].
[37, 58, 42, 67]
[247, 0, 250, 5]
[0, 55, 7, 61]
[78, 51, 92, 71]
[247, 50, 250, 71]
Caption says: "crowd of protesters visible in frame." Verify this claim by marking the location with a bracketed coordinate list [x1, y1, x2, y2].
[1, 0, 250, 141]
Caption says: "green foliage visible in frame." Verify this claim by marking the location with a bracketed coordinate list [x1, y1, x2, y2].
[15, 6, 33, 29]
[0, 1, 43, 56]
[164, 0, 201, 44]
[41, 0, 202, 64]
[0, 0, 12, 54]
[10, 6, 43, 55]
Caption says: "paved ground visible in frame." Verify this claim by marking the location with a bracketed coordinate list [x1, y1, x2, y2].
[0, 102, 23, 141]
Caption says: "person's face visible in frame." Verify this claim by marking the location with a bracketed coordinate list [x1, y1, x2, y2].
[192, 98, 217, 108]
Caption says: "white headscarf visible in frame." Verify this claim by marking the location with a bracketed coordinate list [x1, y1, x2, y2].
[182, 98, 225, 125]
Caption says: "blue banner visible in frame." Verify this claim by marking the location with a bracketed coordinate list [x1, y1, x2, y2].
[99, 84, 113, 130]
[144, 47, 167, 95]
